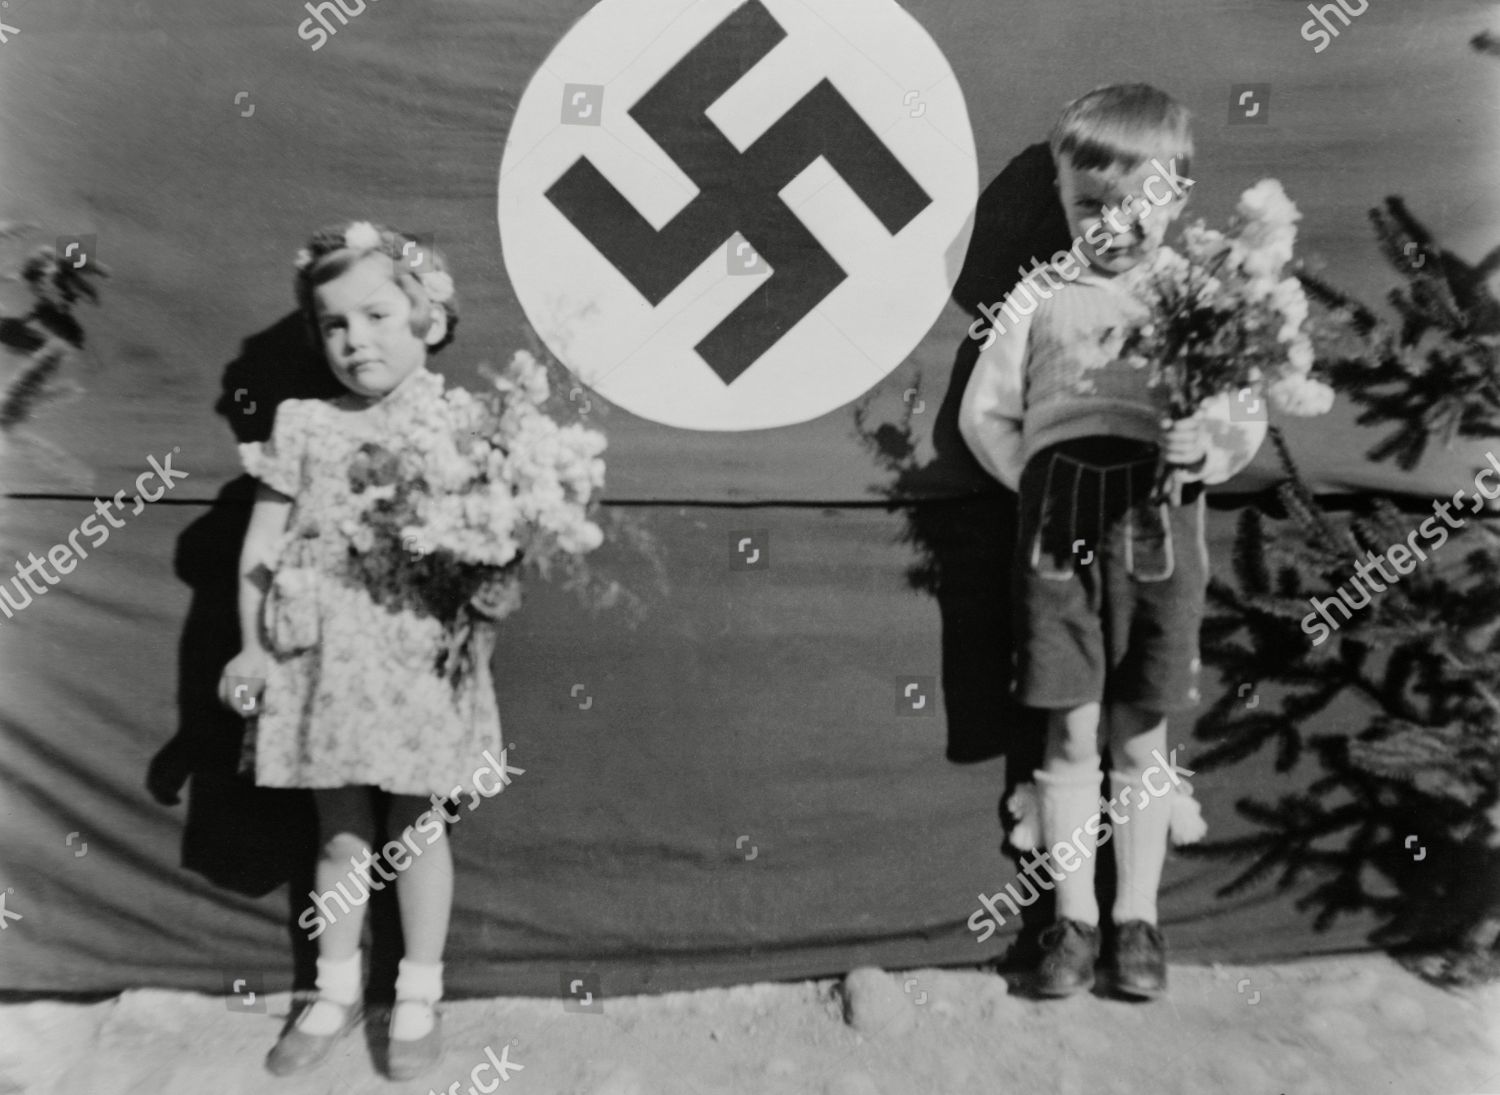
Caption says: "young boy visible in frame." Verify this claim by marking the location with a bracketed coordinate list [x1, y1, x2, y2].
[958, 84, 1265, 998]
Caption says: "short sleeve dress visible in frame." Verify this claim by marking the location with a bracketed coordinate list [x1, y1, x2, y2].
[238, 366, 503, 796]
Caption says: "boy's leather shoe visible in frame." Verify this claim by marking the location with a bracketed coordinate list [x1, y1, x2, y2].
[265, 998, 363, 1076]
[1035, 918, 1100, 997]
[1112, 919, 1167, 999]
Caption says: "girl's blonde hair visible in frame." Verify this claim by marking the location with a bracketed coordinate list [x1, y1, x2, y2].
[1050, 84, 1194, 179]
[294, 222, 459, 353]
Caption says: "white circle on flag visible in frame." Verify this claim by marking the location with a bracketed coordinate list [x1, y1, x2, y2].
[499, 0, 976, 432]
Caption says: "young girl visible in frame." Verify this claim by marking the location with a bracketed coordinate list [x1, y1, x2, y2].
[218, 221, 500, 1079]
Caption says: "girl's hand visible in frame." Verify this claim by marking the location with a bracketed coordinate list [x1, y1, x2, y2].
[1161, 414, 1208, 470]
[218, 649, 270, 717]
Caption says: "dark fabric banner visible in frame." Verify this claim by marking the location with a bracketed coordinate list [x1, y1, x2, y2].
[0, 0, 1492, 994]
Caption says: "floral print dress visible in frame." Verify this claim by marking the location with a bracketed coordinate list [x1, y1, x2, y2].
[238, 367, 502, 795]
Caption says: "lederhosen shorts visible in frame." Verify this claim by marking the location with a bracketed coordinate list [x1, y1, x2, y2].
[1012, 436, 1208, 712]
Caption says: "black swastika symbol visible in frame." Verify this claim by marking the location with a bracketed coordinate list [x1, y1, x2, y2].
[545, 0, 932, 386]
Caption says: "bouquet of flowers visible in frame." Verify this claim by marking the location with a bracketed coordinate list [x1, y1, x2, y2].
[343, 349, 607, 686]
[1110, 178, 1335, 501]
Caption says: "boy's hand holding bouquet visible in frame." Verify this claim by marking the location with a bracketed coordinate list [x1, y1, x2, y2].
[1111, 178, 1335, 502]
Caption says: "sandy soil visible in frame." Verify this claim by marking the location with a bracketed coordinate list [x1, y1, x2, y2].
[1, 954, 1495, 1095]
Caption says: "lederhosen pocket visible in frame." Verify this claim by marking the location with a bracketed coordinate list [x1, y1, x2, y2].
[1026, 444, 1175, 582]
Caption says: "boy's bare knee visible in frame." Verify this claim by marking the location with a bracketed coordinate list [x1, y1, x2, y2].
[1108, 703, 1168, 771]
[1109, 702, 1166, 739]
[1046, 703, 1103, 765]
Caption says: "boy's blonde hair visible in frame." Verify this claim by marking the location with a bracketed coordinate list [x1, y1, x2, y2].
[1050, 84, 1193, 179]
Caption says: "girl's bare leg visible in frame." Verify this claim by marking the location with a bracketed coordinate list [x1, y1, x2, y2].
[300, 786, 378, 1033]
[386, 793, 453, 1039]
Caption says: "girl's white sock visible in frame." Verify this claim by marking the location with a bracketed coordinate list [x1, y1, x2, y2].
[392, 959, 443, 1040]
[1109, 770, 1171, 925]
[1034, 765, 1102, 927]
[298, 949, 362, 1035]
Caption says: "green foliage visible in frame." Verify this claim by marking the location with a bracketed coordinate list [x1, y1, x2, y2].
[1191, 201, 1500, 975]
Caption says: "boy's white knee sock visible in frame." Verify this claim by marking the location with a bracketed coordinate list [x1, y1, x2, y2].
[1034, 766, 1102, 926]
[298, 949, 362, 1034]
[392, 959, 444, 1040]
[1109, 770, 1171, 925]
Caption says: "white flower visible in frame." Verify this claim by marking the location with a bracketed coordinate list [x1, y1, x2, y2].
[1237, 179, 1300, 234]
[559, 519, 604, 554]
[504, 350, 550, 404]
[1287, 337, 1314, 373]
[1233, 180, 1301, 283]
[420, 270, 455, 303]
[1270, 276, 1309, 342]
[1179, 222, 1230, 265]
[344, 221, 383, 252]
[1268, 375, 1334, 416]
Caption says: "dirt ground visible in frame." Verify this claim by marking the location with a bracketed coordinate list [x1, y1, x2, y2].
[1, 953, 1495, 1095]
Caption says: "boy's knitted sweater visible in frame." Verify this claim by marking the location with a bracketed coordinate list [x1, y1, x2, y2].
[958, 254, 1265, 492]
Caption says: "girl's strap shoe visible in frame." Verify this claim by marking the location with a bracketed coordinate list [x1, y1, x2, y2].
[265, 997, 364, 1076]
[386, 1001, 443, 1081]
